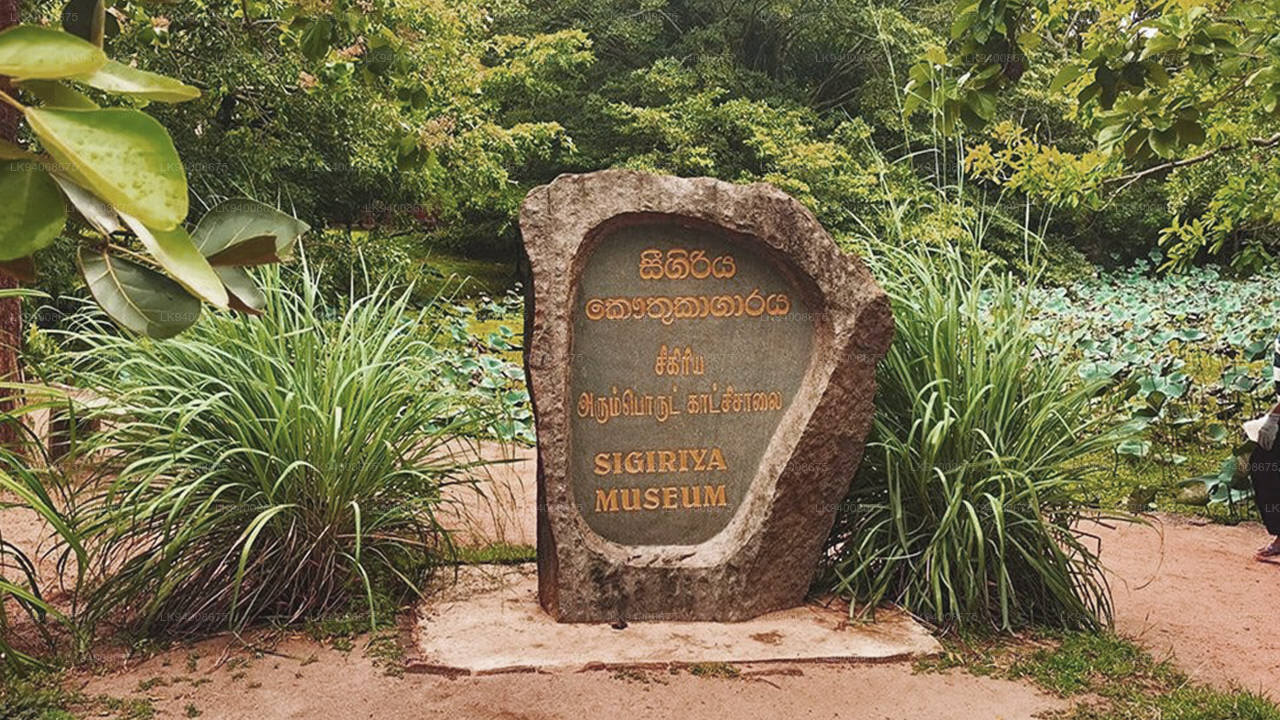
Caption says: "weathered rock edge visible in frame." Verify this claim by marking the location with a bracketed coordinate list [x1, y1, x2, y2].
[520, 170, 893, 622]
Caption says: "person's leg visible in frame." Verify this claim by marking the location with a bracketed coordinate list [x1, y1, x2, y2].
[1249, 445, 1280, 556]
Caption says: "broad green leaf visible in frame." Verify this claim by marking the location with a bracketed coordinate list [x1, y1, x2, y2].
[1049, 64, 1083, 94]
[0, 160, 67, 261]
[1173, 118, 1205, 146]
[193, 198, 310, 265]
[121, 212, 228, 309]
[300, 18, 333, 61]
[1096, 122, 1126, 152]
[50, 174, 120, 236]
[17, 79, 98, 109]
[25, 107, 188, 230]
[215, 265, 267, 315]
[74, 59, 201, 103]
[1141, 33, 1180, 59]
[1149, 127, 1178, 158]
[77, 247, 200, 338]
[0, 25, 106, 79]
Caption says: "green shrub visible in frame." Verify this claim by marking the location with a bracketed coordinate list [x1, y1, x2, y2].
[825, 245, 1134, 630]
[63, 268, 501, 635]
[0, 290, 87, 674]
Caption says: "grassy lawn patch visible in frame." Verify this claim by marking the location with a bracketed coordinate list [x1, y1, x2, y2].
[451, 542, 537, 566]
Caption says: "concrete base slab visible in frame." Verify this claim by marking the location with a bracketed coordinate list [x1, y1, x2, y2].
[410, 565, 940, 675]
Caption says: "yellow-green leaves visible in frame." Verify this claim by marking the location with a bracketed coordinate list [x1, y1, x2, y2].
[17, 79, 99, 109]
[74, 60, 201, 103]
[0, 160, 66, 261]
[77, 247, 201, 339]
[0, 25, 106, 79]
[121, 213, 228, 309]
[25, 107, 187, 230]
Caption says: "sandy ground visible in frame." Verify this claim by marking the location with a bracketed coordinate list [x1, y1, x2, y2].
[6, 453, 1279, 717]
[71, 633, 1066, 720]
[1092, 515, 1280, 695]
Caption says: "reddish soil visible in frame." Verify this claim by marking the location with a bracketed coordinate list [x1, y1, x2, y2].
[1092, 515, 1280, 695]
[7, 486, 1279, 717]
[71, 633, 1066, 720]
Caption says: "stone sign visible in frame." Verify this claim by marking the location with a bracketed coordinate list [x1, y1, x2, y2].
[521, 170, 892, 622]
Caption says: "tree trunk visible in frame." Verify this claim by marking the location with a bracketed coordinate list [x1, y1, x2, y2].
[0, 0, 26, 448]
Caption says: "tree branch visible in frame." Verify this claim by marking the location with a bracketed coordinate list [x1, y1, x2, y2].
[1104, 132, 1280, 187]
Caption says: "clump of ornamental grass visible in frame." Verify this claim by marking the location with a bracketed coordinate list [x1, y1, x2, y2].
[62, 267, 498, 635]
[825, 243, 1134, 631]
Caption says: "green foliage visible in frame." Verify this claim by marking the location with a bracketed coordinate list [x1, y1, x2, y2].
[0, 11, 310, 338]
[1029, 260, 1278, 511]
[915, 0, 1280, 268]
[0, 299, 86, 673]
[924, 631, 1280, 719]
[0, 671, 79, 719]
[19, 0, 584, 257]
[0, 160, 66, 261]
[826, 244, 1133, 630]
[61, 268, 507, 634]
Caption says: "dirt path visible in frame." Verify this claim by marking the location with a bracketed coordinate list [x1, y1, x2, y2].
[9, 471, 1280, 718]
[74, 634, 1065, 720]
[51, 512, 1280, 718]
[1093, 515, 1280, 695]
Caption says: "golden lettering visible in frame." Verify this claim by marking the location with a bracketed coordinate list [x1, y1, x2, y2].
[658, 450, 677, 473]
[637, 248, 737, 281]
[643, 487, 662, 510]
[703, 484, 727, 507]
[620, 488, 642, 511]
[582, 290, 790, 323]
[662, 487, 679, 509]
[587, 484, 730, 512]
[706, 447, 727, 471]
[595, 489, 619, 513]
[682, 485, 702, 507]
[590, 447, 730, 475]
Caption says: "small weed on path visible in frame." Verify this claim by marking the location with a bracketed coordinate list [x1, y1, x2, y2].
[918, 631, 1280, 719]
[1, 671, 160, 720]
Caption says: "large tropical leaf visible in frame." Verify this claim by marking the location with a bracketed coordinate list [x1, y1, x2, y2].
[121, 213, 228, 309]
[17, 78, 98, 109]
[77, 247, 200, 338]
[193, 199, 310, 266]
[74, 59, 201, 103]
[0, 25, 106, 79]
[215, 266, 267, 315]
[51, 174, 121, 236]
[25, 107, 187, 230]
[0, 160, 67, 261]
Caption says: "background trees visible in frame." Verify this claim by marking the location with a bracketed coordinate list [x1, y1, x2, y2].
[19, 0, 1264, 277]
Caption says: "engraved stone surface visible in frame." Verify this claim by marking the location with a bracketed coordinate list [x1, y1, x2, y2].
[521, 170, 892, 622]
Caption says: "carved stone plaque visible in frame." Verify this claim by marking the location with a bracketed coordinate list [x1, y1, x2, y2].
[521, 170, 892, 622]
[569, 222, 813, 546]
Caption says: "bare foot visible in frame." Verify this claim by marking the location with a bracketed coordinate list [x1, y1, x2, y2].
[1255, 538, 1280, 560]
